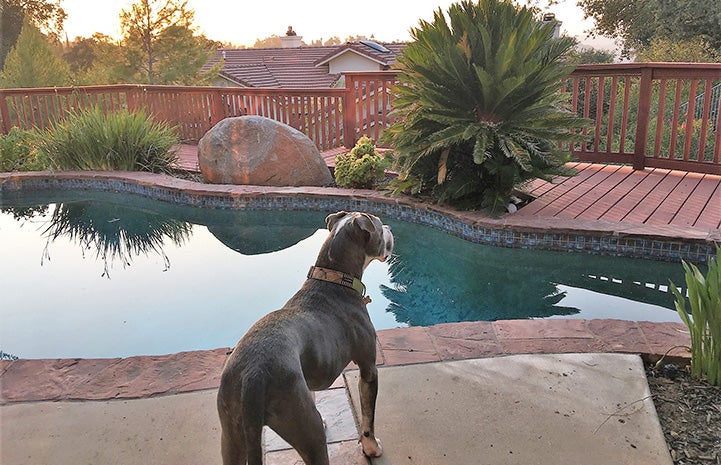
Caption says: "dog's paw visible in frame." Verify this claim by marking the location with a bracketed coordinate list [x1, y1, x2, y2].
[360, 436, 383, 458]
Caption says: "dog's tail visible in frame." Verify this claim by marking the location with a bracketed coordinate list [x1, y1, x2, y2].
[241, 373, 266, 465]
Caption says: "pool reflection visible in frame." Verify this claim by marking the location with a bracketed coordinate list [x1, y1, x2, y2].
[382, 219, 686, 324]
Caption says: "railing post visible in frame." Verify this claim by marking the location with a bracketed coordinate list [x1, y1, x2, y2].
[0, 90, 12, 134]
[342, 74, 357, 148]
[633, 66, 653, 170]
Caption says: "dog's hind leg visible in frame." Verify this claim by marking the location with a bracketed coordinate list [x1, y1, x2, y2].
[266, 385, 330, 465]
[218, 408, 246, 465]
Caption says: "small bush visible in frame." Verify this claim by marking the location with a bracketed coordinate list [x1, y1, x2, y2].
[334, 137, 389, 189]
[40, 107, 178, 173]
[0, 128, 49, 171]
[670, 245, 721, 385]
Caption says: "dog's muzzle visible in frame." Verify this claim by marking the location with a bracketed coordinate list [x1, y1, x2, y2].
[379, 225, 394, 262]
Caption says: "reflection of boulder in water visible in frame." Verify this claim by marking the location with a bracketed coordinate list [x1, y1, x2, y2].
[208, 225, 318, 255]
[206, 213, 320, 255]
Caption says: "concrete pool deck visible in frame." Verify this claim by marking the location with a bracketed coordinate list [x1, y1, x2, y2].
[1, 319, 689, 464]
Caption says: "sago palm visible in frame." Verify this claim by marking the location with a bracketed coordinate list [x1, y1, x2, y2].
[384, 0, 588, 211]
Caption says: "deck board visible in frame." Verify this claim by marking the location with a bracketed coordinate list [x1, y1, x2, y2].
[693, 181, 721, 229]
[620, 170, 686, 224]
[577, 168, 652, 220]
[670, 175, 720, 227]
[556, 165, 634, 219]
[598, 169, 669, 222]
[522, 164, 624, 217]
[647, 171, 704, 226]
[515, 163, 599, 216]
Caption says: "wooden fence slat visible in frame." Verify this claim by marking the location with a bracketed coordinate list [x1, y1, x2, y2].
[682, 79, 699, 162]
[653, 79, 667, 158]
[697, 79, 713, 161]
[619, 76, 632, 154]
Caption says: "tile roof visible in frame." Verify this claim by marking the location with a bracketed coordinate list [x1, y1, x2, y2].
[210, 42, 405, 88]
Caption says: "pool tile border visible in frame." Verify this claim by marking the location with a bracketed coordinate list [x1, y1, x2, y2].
[0, 319, 690, 404]
[1, 171, 718, 262]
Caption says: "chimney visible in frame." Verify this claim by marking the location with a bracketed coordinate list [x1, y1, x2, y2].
[542, 13, 562, 39]
[280, 26, 302, 48]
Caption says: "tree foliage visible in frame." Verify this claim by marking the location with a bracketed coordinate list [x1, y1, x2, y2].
[578, 0, 721, 59]
[119, 0, 218, 84]
[383, 0, 587, 212]
[64, 34, 135, 85]
[1, 0, 66, 68]
[567, 46, 615, 64]
[1, 18, 70, 88]
[636, 37, 721, 63]
[252, 35, 282, 48]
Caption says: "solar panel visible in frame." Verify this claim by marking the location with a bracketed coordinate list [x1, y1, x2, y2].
[360, 40, 390, 53]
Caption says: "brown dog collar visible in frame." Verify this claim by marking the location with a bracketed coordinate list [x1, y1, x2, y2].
[307, 266, 371, 304]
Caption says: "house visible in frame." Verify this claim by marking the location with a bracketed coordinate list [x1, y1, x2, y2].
[208, 38, 405, 88]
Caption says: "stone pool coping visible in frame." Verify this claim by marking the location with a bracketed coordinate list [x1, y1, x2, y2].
[1, 170, 719, 262]
[0, 319, 691, 404]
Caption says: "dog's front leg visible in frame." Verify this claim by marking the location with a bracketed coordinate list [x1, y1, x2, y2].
[358, 365, 383, 457]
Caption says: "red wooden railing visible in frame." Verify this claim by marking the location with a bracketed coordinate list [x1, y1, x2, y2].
[343, 72, 398, 147]
[0, 85, 348, 151]
[2, 64, 720, 173]
[565, 63, 721, 174]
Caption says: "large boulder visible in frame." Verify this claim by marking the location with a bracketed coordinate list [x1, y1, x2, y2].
[198, 116, 333, 186]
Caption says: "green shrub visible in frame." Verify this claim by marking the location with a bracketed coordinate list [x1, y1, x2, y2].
[670, 246, 721, 385]
[334, 136, 389, 189]
[0, 128, 49, 171]
[40, 107, 178, 173]
[383, 0, 588, 212]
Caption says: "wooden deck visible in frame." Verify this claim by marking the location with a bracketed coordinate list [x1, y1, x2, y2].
[174, 145, 721, 233]
[520, 163, 721, 230]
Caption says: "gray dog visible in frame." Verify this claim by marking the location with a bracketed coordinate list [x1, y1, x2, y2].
[217, 211, 393, 465]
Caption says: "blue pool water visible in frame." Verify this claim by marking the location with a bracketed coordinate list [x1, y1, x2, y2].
[0, 190, 686, 359]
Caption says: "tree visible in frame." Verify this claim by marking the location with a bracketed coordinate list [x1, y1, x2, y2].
[153, 24, 221, 85]
[252, 35, 282, 48]
[568, 46, 615, 64]
[64, 34, 133, 85]
[323, 36, 342, 46]
[1, 0, 66, 68]
[578, 0, 721, 59]
[383, 0, 588, 212]
[119, 0, 217, 84]
[636, 37, 721, 63]
[1, 18, 70, 87]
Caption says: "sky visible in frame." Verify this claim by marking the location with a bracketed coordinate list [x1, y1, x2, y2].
[60, 0, 615, 50]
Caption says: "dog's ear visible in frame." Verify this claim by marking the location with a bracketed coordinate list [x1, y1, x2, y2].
[354, 213, 377, 234]
[325, 211, 348, 231]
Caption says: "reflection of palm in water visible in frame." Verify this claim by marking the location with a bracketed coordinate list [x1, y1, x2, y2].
[41, 201, 193, 278]
[383, 247, 575, 325]
[381, 221, 686, 325]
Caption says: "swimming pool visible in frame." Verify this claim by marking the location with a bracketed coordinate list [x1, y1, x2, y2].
[0, 189, 687, 359]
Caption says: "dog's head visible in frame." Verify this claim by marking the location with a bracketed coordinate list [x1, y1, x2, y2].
[325, 211, 394, 270]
